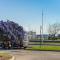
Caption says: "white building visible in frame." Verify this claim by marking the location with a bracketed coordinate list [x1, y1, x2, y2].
[27, 31, 36, 40]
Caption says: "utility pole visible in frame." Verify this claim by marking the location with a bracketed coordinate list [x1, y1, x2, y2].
[42, 10, 43, 44]
[40, 26, 42, 47]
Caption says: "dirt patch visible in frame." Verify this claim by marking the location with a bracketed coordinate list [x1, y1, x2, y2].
[0, 53, 12, 60]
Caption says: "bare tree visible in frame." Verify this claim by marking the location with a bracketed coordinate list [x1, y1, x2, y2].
[48, 23, 60, 40]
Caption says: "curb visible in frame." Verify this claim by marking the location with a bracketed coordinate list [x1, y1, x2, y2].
[9, 56, 15, 60]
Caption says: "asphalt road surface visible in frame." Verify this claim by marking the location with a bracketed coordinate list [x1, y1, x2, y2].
[1, 50, 60, 60]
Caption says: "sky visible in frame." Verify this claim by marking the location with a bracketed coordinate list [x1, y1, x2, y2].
[0, 0, 60, 34]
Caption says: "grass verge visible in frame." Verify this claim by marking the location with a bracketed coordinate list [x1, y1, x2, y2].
[27, 46, 60, 51]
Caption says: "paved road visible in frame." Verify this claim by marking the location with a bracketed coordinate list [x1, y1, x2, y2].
[1, 50, 60, 60]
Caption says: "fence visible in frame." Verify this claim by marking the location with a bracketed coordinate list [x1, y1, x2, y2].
[29, 40, 60, 46]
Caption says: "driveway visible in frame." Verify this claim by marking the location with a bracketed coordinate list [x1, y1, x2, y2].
[1, 50, 60, 60]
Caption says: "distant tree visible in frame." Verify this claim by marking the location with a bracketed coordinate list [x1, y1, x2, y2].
[48, 23, 60, 40]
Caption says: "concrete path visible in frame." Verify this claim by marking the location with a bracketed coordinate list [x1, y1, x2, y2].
[1, 50, 60, 60]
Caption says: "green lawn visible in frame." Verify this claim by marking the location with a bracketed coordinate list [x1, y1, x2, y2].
[27, 46, 60, 51]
